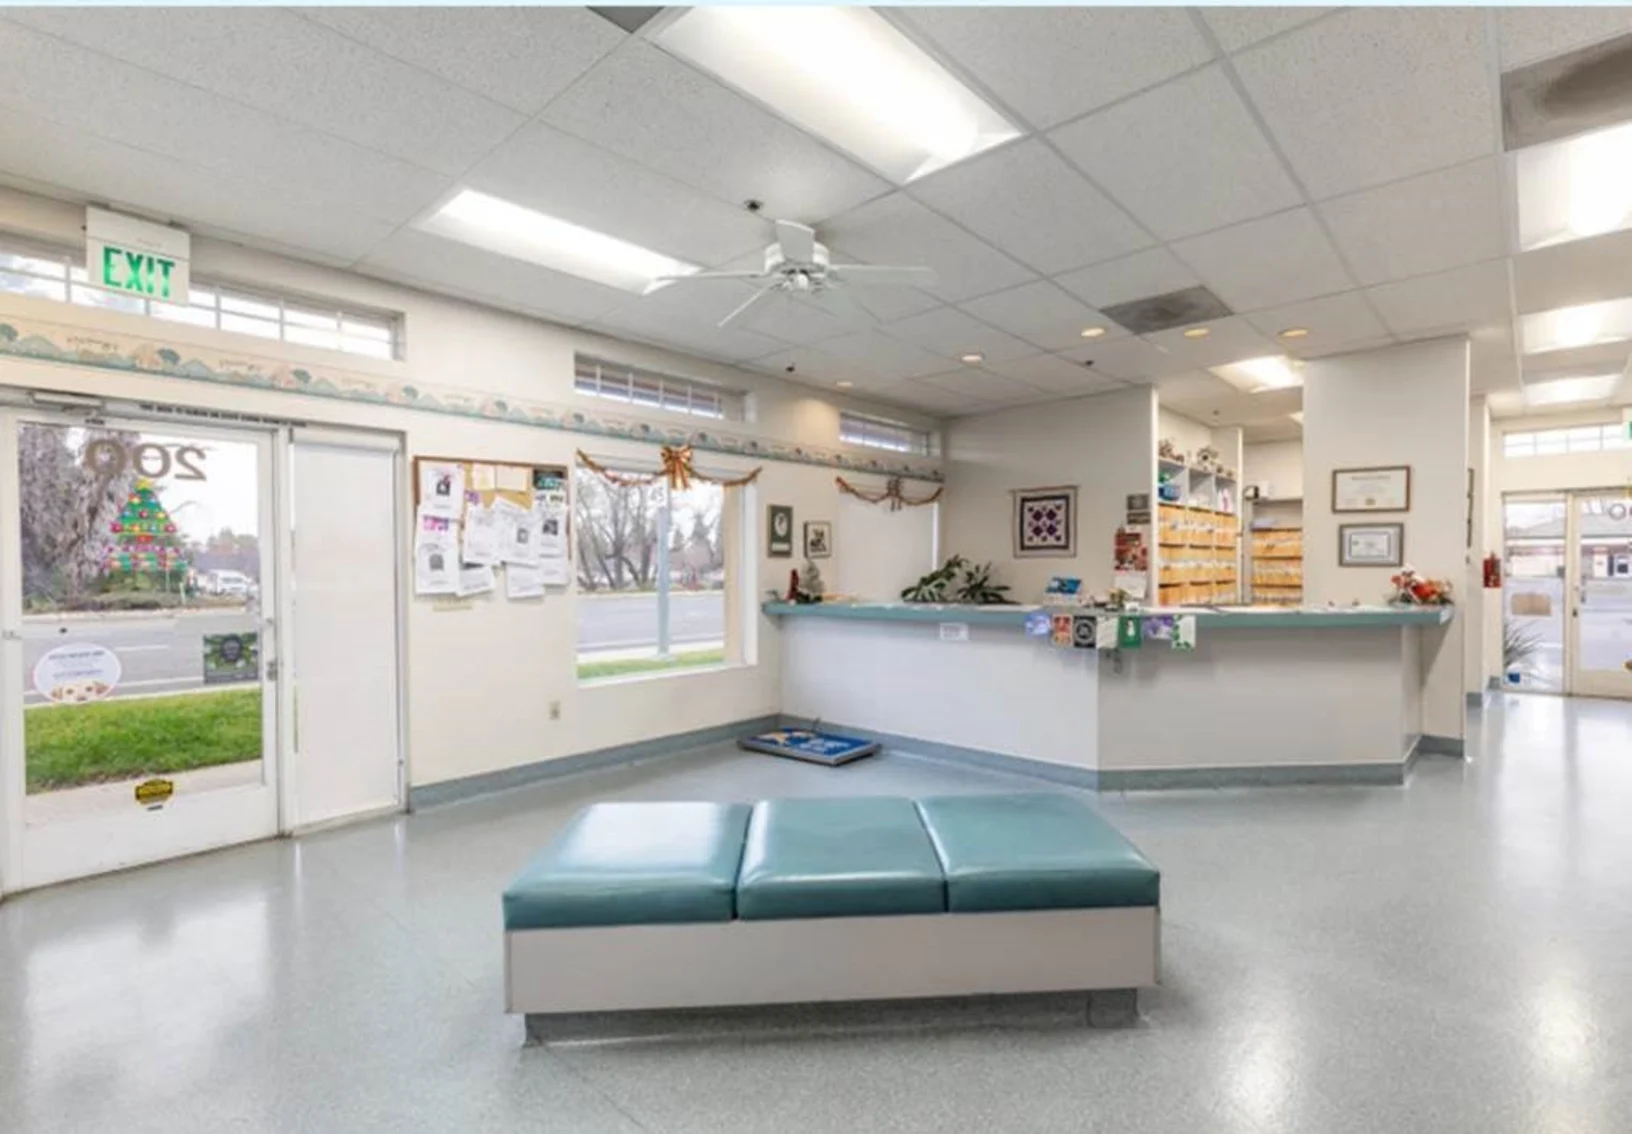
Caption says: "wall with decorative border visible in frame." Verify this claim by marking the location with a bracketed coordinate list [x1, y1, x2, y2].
[0, 307, 943, 483]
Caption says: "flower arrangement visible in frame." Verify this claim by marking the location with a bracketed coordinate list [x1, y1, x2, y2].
[1388, 565, 1453, 606]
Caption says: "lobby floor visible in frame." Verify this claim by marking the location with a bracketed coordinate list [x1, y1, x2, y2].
[3, 694, 1632, 1132]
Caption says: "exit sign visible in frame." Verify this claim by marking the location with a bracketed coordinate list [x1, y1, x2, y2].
[86, 206, 190, 304]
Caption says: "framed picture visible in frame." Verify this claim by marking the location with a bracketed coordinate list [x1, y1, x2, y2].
[804, 520, 832, 559]
[1339, 523, 1404, 567]
[1332, 466, 1410, 512]
[767, 505, 794, 558]
[1013, 486, 1077, 558]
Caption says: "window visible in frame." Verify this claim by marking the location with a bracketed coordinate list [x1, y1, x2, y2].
[573, 467, 737, 681]
[1503, 424, 1630, 458]
[0, 234, 401, 361]
[840, 411, 934, 456]
[574, 355, 744, 420]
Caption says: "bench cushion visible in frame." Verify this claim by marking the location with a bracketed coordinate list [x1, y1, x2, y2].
[915, 793, 1160, 912]
[736, 797, 945, 920]
[502, 801, 752, 930]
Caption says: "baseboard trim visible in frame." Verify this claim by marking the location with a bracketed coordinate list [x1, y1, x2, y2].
[409, 714, 780, 810]
[791, 717, 1410, 792]
[1417, 733, 1466, 758]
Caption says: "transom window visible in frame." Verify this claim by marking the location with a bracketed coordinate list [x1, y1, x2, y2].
[1503, 424, 1630, 458]
[574, 355, 744, 421]
[0, 234, 400, 361]
[840, 410, 934, 456]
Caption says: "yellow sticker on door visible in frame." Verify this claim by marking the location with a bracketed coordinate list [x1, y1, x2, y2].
[134, 778, 174, 809]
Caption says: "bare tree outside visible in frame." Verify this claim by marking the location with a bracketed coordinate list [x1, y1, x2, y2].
[19, 423, 138, 610]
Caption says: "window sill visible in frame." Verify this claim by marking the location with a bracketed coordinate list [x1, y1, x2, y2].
[575, 660, 746, 689]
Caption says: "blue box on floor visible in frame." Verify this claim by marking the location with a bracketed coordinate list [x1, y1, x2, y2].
[738, 728, 879, 766]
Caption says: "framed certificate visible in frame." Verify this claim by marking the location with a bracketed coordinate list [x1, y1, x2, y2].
[1332, 465, 1410, 512]
[1339, 523, 1404, 567]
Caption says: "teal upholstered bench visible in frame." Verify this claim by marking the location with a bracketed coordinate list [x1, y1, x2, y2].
[504, 792, 1159, 1031]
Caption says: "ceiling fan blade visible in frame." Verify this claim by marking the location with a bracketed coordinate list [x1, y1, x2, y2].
[828, 263, 938, 288]
[717, 285, 779, 330]
[775, 220, 817, 264]
[642, 270, 768, 296]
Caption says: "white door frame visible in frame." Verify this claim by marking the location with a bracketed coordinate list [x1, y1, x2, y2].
[1566, 490, 1632, 701]
[0, 404, 289, 893]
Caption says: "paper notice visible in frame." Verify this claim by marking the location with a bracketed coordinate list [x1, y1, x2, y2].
[495, 465, 529, 493]
[535, 494, 568, 561]
[506, 562, 545, 600]
[538, 558, 572, 587]
[414, 507, 458, 595]
[494, 498, 539, 566]
[462, 503, 500, 566]
[457, 563, 495, 597]
[468, 463, 496, 492]
[418, 461, 465, 519]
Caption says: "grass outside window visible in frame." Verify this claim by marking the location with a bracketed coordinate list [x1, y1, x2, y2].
[576, 647, 726, 682]
[25, 688, 261, 792]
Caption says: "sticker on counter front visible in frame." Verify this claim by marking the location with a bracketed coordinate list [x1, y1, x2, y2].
[1143, 615, 1176, 643]
[1072, 614, 1095, 649]
[1050, 613, 1074, 647]
[1024, 611, 1052, 638]
[1095, 616, 1119, 650]
[939, 622, 970, 642]
[1117, 616, 1144, 650]
[33, 643, 122, 704]
[1173, 615, 1198, 652]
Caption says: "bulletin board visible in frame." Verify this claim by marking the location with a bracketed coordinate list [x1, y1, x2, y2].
[410, 456, 571, 601]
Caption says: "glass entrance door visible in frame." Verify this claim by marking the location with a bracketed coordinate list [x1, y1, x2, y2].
[0, 411, 280, 891]
[1568, 492, 1632, 700]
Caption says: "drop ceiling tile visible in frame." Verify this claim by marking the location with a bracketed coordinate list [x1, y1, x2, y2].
[1318, 159, 1505, 287]
[984, 353, 1127, 395]
[9, 8, 526, 175]
[1512, 229, 1632, 315]
[815, 328, 952, 380]
[1202, 7, 1333, 53]
[1143, 317, 1280, 370]
[1495, 8, 1632, 68]
[466, 122, 770, 268]
[1364, 260, 1513, 336]
[1054, 247, 1200, 311]
[1050, 66, 1302, 240]
[1243, 291, 1390, 355]
[821, 193, 1035, 303]
[917, 368, 1047, 402]
[302, 7, 623, 114]
[542, 42, 888, 222]
[1061, 334, 1183, 383]
[1233, 9, 1497, 199]
[1155, 369, 1235, 401]
[958, 281, 1124, 351]
[733, 292, 865, 346]
[1242, 417, 1304, 443]
[748, 345, 865, 386]
[1171, 208, 1353, 312]
[357, 229, 629, 325]
[0, 21, 450, 225]
[911, 139, 1149, 275]
[896, 7, 1213, 130]
[869, 381, 994, 415]
[881, 307, 1036, 363]
[589, 306, 786, 364]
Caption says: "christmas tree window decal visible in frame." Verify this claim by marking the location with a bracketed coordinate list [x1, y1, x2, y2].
[107, 478, 186, 574]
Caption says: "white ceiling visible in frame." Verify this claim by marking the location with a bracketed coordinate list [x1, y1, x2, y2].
[4, 7, 1632, 441]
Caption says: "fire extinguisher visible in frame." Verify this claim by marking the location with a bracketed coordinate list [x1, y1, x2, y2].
[1483, 553, 1502, 589]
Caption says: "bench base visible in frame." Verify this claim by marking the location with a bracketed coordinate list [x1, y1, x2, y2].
[507, 906, 1158, 1018]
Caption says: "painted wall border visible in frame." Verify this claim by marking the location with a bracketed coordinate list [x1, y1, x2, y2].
[0, 308, 943, 483]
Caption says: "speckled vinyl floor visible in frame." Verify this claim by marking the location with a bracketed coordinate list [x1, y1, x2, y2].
[3, 693, 1631, 1132]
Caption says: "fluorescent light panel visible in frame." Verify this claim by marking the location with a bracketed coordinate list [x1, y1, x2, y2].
[1210, 356, 1303, 393]
[1519, 297, 1632, 355]
[655, 7, 1020, 184]
[1522, 372, 1622, 407]
[418, 189, 696, 293]
[1515, 121, 1632, 251]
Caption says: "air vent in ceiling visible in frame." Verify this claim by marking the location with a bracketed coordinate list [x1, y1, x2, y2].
[1100, 285, 1232, 336]
[590, 7, 664, 34]
[1503, 31, 1632, 151]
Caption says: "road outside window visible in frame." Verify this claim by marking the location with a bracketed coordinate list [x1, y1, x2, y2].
[573, 468, 730, 680]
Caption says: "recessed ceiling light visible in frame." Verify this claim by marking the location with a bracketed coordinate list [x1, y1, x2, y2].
[418, 189, 696, 292]
[1522, 372, 1622, 407]
[1080, 326, 1107, 339]
[960, 352, 984, 364]
[1278, 327, 1309, 339]
[655, 7, 1020, 183]
[1519, 298, 1632, 354]
[1516, 120, 1632, 251]
[1210, 356, 1303, 393]
[835, 380, 854, 389]
[1182, 327, 1211, 339]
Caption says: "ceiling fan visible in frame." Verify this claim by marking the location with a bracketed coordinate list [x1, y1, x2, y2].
[644, 219, 937, 329]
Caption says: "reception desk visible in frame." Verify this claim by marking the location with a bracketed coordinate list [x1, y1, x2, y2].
[765, 602, 1456, 790]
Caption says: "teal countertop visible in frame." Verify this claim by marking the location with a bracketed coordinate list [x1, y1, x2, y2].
[762, 601, 1454, 630]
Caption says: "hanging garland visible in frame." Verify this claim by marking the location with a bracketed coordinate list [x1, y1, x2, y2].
[836, 475, 944, 511]
[575, 446, 761, 491]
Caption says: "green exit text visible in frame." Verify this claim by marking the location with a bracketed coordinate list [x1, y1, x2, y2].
[100, 244, 180, 300]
